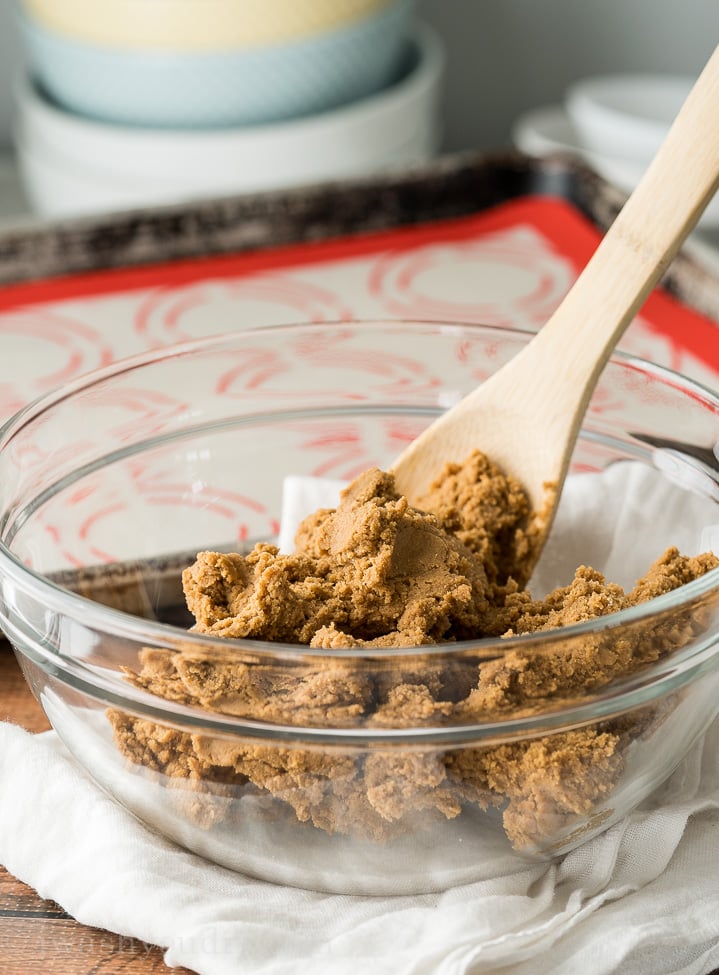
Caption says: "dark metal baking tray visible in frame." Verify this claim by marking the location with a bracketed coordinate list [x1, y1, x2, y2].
[2, 149, 719, 321]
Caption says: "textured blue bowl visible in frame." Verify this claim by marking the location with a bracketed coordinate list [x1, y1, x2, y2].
[19, 0, 415, 128]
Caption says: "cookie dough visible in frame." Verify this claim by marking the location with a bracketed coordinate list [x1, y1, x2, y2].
[182, 452, 537, 648]
[111, 451, 719, 850]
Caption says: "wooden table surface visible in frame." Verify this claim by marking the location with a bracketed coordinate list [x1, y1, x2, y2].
[0, 648, 193, 975]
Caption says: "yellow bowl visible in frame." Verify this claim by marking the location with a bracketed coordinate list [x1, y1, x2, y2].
[21, 0, 398, 51]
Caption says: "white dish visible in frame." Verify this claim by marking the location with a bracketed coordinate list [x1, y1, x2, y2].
[512, 103, 719, 230]
[512, 104, 644, 192]
[16, 114, 441, 218]
[15, 23, 442, 189]
[16, 138, 166, 217]
[565, 73, 694, 165]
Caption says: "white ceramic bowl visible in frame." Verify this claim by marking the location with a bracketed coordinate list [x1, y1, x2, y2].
[565, 74, 694, 166]
[21, 0, 396, 51]
[15, 24, 444, 218]
[512, 103, 719, 231]
[19, 1, 415, 128]
[16, 119, 441, 218]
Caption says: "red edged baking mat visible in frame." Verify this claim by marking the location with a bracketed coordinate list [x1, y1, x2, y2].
[1, 195, 718, 423]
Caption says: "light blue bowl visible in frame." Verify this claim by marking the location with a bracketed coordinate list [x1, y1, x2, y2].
[19, 1, 416, 129]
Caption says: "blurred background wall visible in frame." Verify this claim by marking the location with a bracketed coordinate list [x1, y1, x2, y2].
[0, 0, 716, 153]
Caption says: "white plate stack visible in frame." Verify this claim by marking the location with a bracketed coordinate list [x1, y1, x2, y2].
[513, 73, 719, 232]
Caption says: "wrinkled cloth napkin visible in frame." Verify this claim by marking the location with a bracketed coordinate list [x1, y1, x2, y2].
[2, 462, 719, 975]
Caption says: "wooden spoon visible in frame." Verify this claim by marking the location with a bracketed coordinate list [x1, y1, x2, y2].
[392, 44, 719, 567]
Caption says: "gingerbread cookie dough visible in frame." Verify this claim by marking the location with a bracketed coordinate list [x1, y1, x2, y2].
[110, 451, 719, 850]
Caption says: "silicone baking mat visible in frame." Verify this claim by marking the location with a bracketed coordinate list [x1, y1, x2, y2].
[2, 191, 719, 427]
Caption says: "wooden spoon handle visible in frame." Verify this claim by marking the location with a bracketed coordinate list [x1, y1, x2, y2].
[392, 45, 719, 520]
[530, 43, 719, 416]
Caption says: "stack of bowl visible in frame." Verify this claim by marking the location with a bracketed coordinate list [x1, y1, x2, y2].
[14, 0, 444, 218]
[512, 72, 719, 233]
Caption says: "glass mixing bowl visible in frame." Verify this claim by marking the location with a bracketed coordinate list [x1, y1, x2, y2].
[1, 320, 719, 895]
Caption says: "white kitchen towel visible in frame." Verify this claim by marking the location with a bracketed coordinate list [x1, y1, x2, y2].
[1, 720, 718, 975]
[2, 460, 719, 975]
